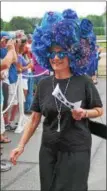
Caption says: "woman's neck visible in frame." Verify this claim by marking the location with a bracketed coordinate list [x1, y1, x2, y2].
[54, 69, 72, 79]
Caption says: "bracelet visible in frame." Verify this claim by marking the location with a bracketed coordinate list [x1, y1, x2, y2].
[17, 144, 24, 149]
[85, 110, 88, 118]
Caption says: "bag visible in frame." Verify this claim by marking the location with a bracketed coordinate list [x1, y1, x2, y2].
[9, 64, 18, 84]
[88, 119, 107, 140]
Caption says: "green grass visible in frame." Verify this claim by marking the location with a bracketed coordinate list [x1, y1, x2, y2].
[96, 35, 106, 50]
[97, 42, 106, 49]
[97, 35, 106, 40]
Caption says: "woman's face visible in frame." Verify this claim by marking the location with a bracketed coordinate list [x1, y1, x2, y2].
[49, 46, 69, 71]
[18, 43, 25, 54]
[0, 38, 8, 48]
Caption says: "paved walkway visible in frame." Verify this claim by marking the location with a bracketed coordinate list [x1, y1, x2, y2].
[1, 78, 106, 191]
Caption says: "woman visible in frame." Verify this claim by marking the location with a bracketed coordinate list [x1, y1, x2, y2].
[10, 9, 103, 191]
[22, 37, 35, 114]
[15, 41, 33, 102]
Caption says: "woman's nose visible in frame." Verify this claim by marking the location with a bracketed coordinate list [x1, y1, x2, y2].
[54, 54, 59, 60]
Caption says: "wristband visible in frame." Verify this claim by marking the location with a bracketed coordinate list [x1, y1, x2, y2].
[17, 144, 24, 149]
[85, 110, 88, 118]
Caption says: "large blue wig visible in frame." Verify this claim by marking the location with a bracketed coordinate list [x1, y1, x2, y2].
[32, 9, 97, 75]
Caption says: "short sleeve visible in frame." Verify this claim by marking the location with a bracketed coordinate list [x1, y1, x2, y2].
[17, 55, 22, 64]
[85, 76, 103, 109]
[30, 83, 41, 113]
[17, 55, 27, 66]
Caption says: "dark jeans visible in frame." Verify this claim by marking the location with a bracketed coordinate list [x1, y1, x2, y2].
[39, 145, 91, 191]
[2, 82, 9, 111]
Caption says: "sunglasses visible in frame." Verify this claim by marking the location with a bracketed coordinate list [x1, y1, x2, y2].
[47, 51, 68, 59]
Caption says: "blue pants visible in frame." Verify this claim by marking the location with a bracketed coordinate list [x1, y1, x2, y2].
[24, 73, 34, 112]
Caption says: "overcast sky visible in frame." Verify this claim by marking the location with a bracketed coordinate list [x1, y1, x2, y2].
[1, 2, 106, 22]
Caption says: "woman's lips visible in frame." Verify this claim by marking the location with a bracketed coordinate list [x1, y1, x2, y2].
[52, 62, 62, 65]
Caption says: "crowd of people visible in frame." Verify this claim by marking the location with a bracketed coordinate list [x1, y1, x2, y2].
[0, 9, 103, 190]
[0, 30, 50, 172]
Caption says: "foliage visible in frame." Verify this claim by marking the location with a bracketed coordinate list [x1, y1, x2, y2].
[1, 16, 41, 34]
[97, 42, 106, 49]
[0, 18, 4, 30]
[97, 35, 106, 40]
[1, 12, 105, 35]
[9, 17, 33, 34]
[80, 14, 106, 36]
[86, 15, 104, 27]
[94, 27, 105, 35]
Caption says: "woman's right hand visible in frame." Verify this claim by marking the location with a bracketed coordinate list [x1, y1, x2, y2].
[10, 146, 24, 165]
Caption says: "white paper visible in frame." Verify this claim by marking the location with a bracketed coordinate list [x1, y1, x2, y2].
[52, 83, 82, 110]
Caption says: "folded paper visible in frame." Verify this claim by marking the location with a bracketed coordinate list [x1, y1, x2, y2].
[52, 84, 82, 110]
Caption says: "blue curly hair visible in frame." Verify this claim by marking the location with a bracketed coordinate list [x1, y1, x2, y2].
[32, 9, 97, 75]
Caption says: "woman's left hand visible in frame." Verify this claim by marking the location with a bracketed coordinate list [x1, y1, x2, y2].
[72, 108, 86, 120]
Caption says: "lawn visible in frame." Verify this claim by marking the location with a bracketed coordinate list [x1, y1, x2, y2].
[97, 42, 106, 49]
[97, 35, 106, 40]
[96, 36, 106, 51]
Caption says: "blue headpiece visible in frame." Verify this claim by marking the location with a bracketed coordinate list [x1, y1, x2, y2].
[32, 9, 96, 75]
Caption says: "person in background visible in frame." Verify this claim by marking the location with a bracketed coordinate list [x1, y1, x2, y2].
[16, 40, 33, 110]
[0, 31, 17, 136]
[10, 10, 103, 191]
[32, 53, 50, 90]
[87, 45, 102, 85]
[92, 45, 102, 84]
[0, 32, 10, 142]
[2, 38, 18, 131]
[4, 38, 31, 131]
[0, 39, 17, 172]
[24, 34, 32, 59]
[23, 35, 34, 114]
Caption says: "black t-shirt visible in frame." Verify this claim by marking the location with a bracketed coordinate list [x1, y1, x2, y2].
[31, 75, 103, 152]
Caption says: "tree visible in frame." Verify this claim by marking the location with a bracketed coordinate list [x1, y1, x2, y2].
[9, 17, 33, 34]
[80, 14, 105, 35]
[86, 15, 104, 27]
[1, 13, 105, 36]
[0, 18, 4, 30]
[3, 22, 11, 31]
[27, 17, 42, 30]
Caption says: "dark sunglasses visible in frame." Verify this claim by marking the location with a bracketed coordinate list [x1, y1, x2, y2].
[47, 51, 68, 59]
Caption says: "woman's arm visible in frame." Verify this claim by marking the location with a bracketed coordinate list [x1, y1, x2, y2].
[10, 112, 42, 165]
[0, 40, 17, 71]
[84, 107, 103, 118]
[21, 62, 33, 71]
[72, 107, 103, 121]
[16, 62, 23, 72]
[1, 50, 15, 70]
